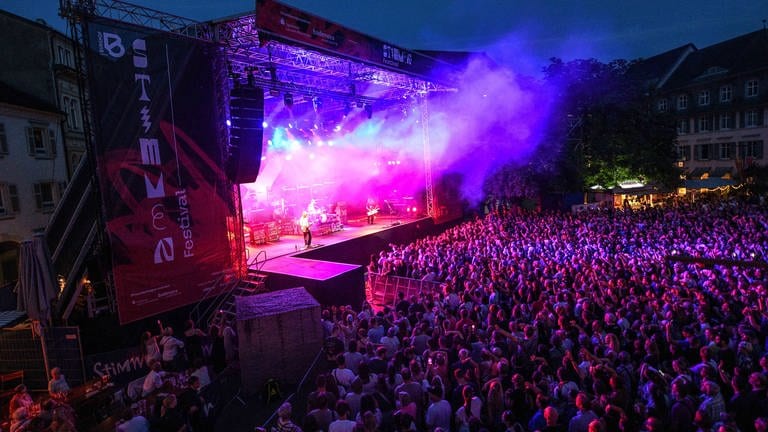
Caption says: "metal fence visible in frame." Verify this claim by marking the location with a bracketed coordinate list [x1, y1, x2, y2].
[365, 272, 444, 310]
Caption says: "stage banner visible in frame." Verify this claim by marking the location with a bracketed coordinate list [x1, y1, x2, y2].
[85, 18, 235, 324]
[255, 0, 442, 78]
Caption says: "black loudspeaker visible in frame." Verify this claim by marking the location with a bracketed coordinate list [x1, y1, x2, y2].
[226, 87, 264, 184]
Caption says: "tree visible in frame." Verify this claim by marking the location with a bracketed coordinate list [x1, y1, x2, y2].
[541, 58, 679, 191]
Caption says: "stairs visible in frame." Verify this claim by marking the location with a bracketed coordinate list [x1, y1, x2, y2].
[208, 269, 268, 331]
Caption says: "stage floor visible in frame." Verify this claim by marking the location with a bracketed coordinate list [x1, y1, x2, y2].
[245, 214, 414, 264]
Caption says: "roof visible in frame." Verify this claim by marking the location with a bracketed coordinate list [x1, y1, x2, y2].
[0, 81, 62, 114]
[626, 44, 695, 89]
[684, 178, 737, 190]
[662, 29, 768, 90]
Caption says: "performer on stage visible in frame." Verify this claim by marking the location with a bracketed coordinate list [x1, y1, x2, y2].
[366, 197, 379, 225]
[299, 211, 312, 248]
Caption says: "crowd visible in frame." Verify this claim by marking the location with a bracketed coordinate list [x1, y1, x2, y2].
[281, 195, 768, 432]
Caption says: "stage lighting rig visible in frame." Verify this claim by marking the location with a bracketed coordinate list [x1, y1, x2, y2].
[284, 93, 294, 109]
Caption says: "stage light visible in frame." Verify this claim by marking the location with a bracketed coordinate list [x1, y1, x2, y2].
[316, 140, 324, 147]
[225, 119, 231, 127]
[364, 103, 372, 119]
[284, 93, 294, 109]
[262, 121, 268, 128]
[268, 65, 278, 82]
[312, 97, 322, 112]
[343, 101, 352, 117]
[327, 141, 334, 146]
[261, 156, 267, 161]
[412, 207, 418, 213]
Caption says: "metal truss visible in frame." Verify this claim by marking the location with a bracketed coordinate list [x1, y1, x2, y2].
[60, 0, 214, 41]
[61, 0, 444, 220]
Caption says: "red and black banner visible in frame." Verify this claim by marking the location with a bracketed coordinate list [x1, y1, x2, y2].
[255, 0, 442, 78]
[85, 18, 235, 324]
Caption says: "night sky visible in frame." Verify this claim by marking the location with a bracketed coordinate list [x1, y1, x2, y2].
[4, 0, 765, 76]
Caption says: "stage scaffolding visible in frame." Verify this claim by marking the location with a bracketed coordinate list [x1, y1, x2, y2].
[60, 0, 457, 219]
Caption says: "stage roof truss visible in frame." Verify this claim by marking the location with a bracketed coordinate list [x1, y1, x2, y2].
[61, 0, 455, 105]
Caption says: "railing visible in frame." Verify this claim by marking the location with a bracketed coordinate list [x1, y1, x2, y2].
[189, 250, 267, 329]
[365, 272, 444, 310]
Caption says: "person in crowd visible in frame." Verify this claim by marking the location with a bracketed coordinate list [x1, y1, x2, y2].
[9, 384, 34, 414]
[329, 400, 356, 432]
[275, 402, 303, 432]
[48, 408, 77, 432]
[47, 367, 70, 400]
[10, 407, 32, 432]
[159, 326, 185, 372]
[142, 359, 165, 397]
[307, 392, 337, 432]
[425, 386, 451, 432]
[116, 406, 150, 432]
[183, 319, 206, 365]
[209, 324, 226, 374]
[154, 394, 185, 432]
[141, 330, 162, 368]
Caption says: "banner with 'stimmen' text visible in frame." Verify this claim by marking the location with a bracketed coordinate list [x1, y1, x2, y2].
[85, 18, 235, 324]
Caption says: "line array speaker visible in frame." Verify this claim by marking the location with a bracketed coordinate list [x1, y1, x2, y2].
[226, 87, 264, 184]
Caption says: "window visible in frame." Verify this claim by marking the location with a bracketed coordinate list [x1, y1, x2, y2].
[56, 45, 73, 68]
[718, 143, 734, 160]
[720, 85, 732, 103]
[738, 141, 764, 160]
[33, 182, 66, 213]
[745, 110, 761, 128]
[0, 123, 7, 155]
[676, 145, 691, 161]
[62, 96, 80, 131]
[695, 144, 712, 160]
[698, 116, 712, 132]
[0, 184, 20, 218]
[677, 119, 690, 134]
[719, 113, 733, 130]
[26, 125, 57, 158]
[698, 90, 710, 106]
[677, 94, 688, 110]
[745, 79, 759, 98]
[657, 99, 668, 113]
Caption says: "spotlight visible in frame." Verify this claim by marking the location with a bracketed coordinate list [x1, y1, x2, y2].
[284, 93, 294, 109]
[364, 103, 372, 119]
[312, 97, 322, 112]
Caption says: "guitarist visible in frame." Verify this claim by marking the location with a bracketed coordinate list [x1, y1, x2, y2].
[365, 197, 379, 225]
[299, 211, 312, 248]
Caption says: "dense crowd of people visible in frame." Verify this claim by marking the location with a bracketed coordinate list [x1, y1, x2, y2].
[283, 195, 768, 432]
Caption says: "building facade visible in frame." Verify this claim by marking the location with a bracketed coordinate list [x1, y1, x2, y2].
[653, 29, 768, 187]
[0, 10, 87, 178]
[0, 83, 68, 284]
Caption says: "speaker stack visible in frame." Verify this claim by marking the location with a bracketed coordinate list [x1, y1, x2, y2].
[226, 87, 264, 184]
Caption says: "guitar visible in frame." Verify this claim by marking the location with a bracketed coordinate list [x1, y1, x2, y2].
[366, 207, 379, 217]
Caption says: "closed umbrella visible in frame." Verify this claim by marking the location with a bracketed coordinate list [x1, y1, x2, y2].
[14, 234, 58, 324]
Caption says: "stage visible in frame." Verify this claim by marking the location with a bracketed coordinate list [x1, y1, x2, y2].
[245, 215, 439, 307]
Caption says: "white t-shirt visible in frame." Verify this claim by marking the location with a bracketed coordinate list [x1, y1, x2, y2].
[329, 419, 357, 432]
